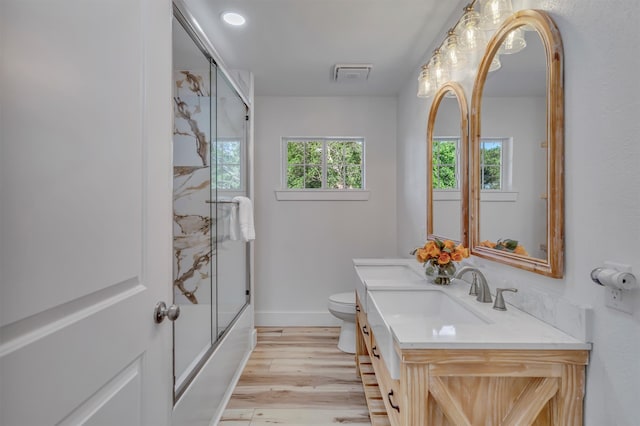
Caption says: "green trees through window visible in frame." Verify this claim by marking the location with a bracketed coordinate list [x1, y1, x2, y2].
[480, 140, 503, 190]
[432, 137, 505, 191]
[215, 140, 242, 190]
[432, 138, 458, 189]
[285, 138, 364, 189]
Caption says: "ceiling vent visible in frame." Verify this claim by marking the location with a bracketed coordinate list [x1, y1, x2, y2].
[333, 64, 372, 83]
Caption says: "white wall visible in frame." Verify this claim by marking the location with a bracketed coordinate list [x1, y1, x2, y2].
[254, 96, 398, 325]
[396, 1, 640, 425]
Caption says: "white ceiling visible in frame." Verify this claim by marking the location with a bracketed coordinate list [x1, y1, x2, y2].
[182, 0, 465, 96]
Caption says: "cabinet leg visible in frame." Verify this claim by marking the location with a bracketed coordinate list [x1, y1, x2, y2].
[554, 364, 585, 426]
[401, 364, 430, 426]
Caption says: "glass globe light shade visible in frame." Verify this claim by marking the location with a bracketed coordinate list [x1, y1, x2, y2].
[442, 32, 467, 70]
[499, 27, 527, 54]
[417, 65, 435, 98]
[430, 50, 450, 88]
[456, 8, 486, 52]
[479, 0, 514, 30]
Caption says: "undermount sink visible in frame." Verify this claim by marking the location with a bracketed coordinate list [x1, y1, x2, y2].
[353, 260, 428, 312]
[355, 264, 424, 281]
[367, 289, 491, 379]
[369, 289, 488, 324]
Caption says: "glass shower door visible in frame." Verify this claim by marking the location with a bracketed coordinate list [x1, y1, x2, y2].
[171, 16, 216, 392]
[214, 70, 250, 336]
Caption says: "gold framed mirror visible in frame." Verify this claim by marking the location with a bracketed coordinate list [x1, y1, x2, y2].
[470, 10, 564, 277]
[427, 82, 469, 246]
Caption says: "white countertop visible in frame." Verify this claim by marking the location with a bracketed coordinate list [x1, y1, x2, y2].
[379, 281, 591, 351]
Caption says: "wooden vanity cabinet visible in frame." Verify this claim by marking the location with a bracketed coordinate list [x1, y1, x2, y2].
[355, 295, 589, 426]
[356, 296, 395, 426]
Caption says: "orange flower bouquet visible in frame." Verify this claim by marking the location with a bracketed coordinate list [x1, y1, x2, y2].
[411, 239, 469, 285]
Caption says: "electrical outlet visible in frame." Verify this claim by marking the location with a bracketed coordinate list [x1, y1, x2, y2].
[602, 261, 635, 314]
[605, 284, 634, 314]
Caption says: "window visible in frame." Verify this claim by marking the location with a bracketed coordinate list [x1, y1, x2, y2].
[283, 137, 364, 190]
[480, 138, 505, 190]
[215, 139, 242, 190]
[432, 137, 459, 190]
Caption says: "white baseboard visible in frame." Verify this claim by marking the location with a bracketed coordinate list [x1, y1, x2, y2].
[255, 311, 342, 327]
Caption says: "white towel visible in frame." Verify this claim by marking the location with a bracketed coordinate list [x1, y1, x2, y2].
[230, 196, 255, 241]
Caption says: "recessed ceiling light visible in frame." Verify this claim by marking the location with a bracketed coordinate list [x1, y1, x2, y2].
[222, 12, 246, 26]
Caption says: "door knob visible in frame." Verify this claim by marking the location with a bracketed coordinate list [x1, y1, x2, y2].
[154, 301, 181, 323]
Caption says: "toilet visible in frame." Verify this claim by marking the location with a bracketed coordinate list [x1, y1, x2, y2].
[327, 291, 357, 354]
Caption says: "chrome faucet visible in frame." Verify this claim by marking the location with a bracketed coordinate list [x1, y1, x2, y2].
[454, 266, 492, 303]
[493, 288, 518, 311]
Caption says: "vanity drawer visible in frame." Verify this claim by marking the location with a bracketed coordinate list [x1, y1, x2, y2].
[370, 333, 401, 426]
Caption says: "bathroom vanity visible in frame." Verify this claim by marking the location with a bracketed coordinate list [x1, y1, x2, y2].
[353, 259, 590, 426]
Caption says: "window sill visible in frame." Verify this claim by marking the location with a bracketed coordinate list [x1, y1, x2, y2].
[275, 190, 370, 201]
[433, 191, 518, 202]
[433, 190, 461, 201]
[480, 191, 518, 202]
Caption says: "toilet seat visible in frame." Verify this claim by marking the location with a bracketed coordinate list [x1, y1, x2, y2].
[329, 292, 355, 305]
[328, 292, 355, 314]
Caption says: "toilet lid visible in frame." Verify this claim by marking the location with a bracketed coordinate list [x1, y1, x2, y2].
[329, 291, 355, 305]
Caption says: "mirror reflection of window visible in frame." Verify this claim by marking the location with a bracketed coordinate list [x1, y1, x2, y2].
[433, 136, 511, 192]
[432, 137, 459, 190]
[480, 139, 503, 190]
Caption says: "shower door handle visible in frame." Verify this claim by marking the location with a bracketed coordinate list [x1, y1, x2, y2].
[154, 301, 181, 323]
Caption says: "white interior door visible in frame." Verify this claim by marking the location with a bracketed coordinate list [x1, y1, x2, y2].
[0, 1, 174, 425]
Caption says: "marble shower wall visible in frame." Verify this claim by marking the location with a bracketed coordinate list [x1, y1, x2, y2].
[173, 70, 214, 305]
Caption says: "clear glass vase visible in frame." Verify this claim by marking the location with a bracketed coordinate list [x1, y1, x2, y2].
[432, 263, 456, 285]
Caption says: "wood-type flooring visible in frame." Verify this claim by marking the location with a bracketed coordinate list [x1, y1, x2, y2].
[219, 327, 374, 425]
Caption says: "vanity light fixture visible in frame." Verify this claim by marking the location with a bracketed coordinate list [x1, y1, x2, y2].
[221, 11, 246, 26]
[416, 0, 521, 98]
